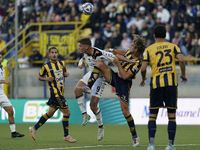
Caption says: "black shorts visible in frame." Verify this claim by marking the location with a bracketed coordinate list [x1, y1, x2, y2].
[150, 86, 177, 109]
[109, 69, 132, 104]
[47, 95, 68, 109]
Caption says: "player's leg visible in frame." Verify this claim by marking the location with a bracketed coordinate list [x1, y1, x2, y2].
[90, 78, 106, 140]
[3, 106, 24, 138]
[165, 86, 177, 150]
[119, 97, 139, 147]
[147, 87, 164, 150]
[74, 73, 91, 125]
[78, 61, 111, 93]
[29, 106, 56, 140]
[1, 93, 24, 138]
[60, 108, 76, 143]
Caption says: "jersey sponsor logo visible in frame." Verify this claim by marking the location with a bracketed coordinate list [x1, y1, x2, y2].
[159, 66, 172, 73]
[23, 101, 63, 122]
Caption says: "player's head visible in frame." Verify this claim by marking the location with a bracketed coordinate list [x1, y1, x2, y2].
[153, 25, 166, 39]
[77, 37, 91, 53]
[48, 47, 58, 61]
[131, 34, 146, 55]
[0, 52, 2, 64]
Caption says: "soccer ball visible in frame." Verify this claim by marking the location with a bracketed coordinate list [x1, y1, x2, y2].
[81, 3, 94, 15]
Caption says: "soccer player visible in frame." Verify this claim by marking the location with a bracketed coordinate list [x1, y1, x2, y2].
[140, 25, 187, 150]
[0, 53, 24, 138]
[78, 35, 146, 147]
[74, 55, 106, 141]
[29, 47, 76, 143]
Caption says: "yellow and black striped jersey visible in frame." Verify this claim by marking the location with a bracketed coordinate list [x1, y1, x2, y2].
[39, 60, 66, 97]
[121, 49, 143, 79]
[143, 41, 181, 89]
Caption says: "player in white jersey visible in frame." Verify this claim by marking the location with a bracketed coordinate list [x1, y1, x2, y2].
[0, 53, 24, 138]
[75, 38, 135, 141]
[74, 53, 106, 141]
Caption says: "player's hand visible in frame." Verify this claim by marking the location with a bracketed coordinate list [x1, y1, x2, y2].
[129, 59, 136, 64]
[114, 57, 120, 66]
[139, 78, 147, 87]
[4, 80, 11, 84]
[180, 75, 187, 83]
[64, 72, 69, 77]
[47, 77, 54, 82]
[78, 65, 84, 69]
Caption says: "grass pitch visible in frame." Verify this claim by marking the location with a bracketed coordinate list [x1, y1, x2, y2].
[0, 124, 199, 150]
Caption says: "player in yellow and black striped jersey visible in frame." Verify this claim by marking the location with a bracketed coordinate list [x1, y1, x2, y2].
[77, 36, 146, 147]
[29, 47, 76, 143]
[140, 25, 187, 150]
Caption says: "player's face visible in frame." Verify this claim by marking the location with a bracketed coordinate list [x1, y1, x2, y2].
[0, 54, 3, 64]
[49, 49, 58, 61]
[78, 43, 88, 54]
[130, 43, 137, 54]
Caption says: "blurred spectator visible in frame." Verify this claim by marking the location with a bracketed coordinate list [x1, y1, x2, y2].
[29, 48, 43, 67]
[140, 0, 154, 13]
[176, 11, 187, 32]
[94, 32, 106, 50]
[20, 7, 30, 23]
[105, 40, 112, 49]
[122, 0, 133, 20]
[41, 1, 48, 11]
[165, 24, 174, 42]
[99, 7, 109, 30]
[127, 13, 144, 31]
[0, 16, 9, 39]
[6, 28, 15, 51]
[111, 31, 121, 48]
[114, 23, 123, 39]
[103, 23, 112, 40]
[6, 1, 14, 18]
[138, 6, 147, 19]
[185, 3, 196, 21]
[0, 35, 6, 54]
[108, 6, 120, 23]
[19, 19, 28, 31]
[62, 0, 71, 15]
[120, 32, 131, 50]
[194, 11, 200, 34]
[89, 5, 100, 33]
[26, 0, 34, 15]
[188, 24, 196, 39]
[172, 31, 183, 48]
[139, 22, 152, 46]
[156, 5, 171, 24]
[48, 0, 56, 17]
[105, 0, 119, 12]
[114, 14, 126, 34]
[18, 52, 30, 68]
[188, 39, 200, 64]
[145, 13, 155, 29]
[42, 10, 48, 22]
[181, 22, 189, 38]
[0, 3, 4, 25]
[168, 10, 178, 31]
[181, 32, 192, 55]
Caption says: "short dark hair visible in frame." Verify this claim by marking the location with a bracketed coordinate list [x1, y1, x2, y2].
[49, 47, 58, 53]
[153, 25, 166, 38]
[77, 38, 91, 46]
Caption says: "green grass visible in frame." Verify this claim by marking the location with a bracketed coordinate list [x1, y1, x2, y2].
[0, 124, 199, 150]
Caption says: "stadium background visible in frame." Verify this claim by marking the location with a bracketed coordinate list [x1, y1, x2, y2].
[0, 0, 199, 132]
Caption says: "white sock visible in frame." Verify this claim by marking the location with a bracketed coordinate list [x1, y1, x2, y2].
[76, 95, 86, 114]
[10, 123, 16, 132]
[95, 108, 103, 127]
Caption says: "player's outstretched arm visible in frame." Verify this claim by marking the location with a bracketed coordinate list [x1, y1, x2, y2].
[78, 57, 85, 69]
[176, 54, 187, 83]
[0, 80, 11, 84]
[105, 48, 126, 55]
[115, 55, 136, 64]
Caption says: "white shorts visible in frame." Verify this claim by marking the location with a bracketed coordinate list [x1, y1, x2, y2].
[0, 93, 12, 108]
[80, 72, 106, 98]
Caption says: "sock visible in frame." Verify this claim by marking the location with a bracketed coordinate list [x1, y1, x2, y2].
[94, 108, 103, 128]
[76, 94, 86, 114]
[62, 116, 69, 137]
[87, 66, 100, 89]
[125, 114, 137, 138]
[148, 116, 157, 144]
[34, 113, 50, 130]
[10, 123, 16, 132]
[168, 117, 176, 145]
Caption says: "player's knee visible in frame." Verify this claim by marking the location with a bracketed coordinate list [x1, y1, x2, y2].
[7, 109, 14, 116]
[89, 103, 96, 112]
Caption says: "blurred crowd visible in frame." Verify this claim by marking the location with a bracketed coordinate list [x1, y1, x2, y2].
[0, 0, 200, 66]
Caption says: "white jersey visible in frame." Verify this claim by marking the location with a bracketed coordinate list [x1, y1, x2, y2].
[0, 66, 5, 95]
[84, 47, 115, 71]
